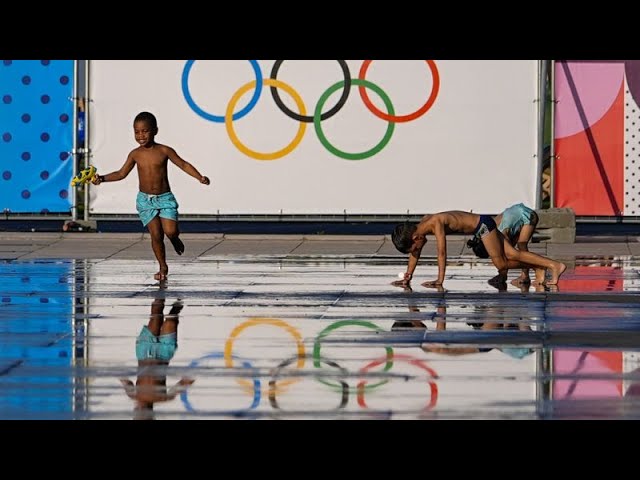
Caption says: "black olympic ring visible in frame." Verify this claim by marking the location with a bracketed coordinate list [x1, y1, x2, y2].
[269, 60, 352, 123]
[268, 355, 349, 410]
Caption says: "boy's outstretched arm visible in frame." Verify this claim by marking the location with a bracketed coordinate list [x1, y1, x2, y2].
[119, 378, 136, 400]
[166, 378, 195, 399]
[391, 221, 430, 287]
[391, 250, 421, 287]
[92, 152, 136, 184]
[422, 219, 447, 288]
[166, 147, 210, 185]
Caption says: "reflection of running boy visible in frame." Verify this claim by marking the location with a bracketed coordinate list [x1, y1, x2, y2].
[391, 210, 566, 289]
[92, 112, 210, 281]
[119, 298, 194, 420]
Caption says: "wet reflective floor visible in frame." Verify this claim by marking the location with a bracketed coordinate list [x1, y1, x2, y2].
[1, 254, 640, 420]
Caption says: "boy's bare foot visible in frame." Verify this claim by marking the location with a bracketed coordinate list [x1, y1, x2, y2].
[154, 270, 168, 281]
[546, 262, 567, 285]
[511, 276, 531, 287]
[170, 237, 185, 255]
[518, 283, 531, 293]
[533, 268, 546, 285]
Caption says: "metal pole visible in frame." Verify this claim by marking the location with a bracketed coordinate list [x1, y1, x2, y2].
[549, 60, 556, 208]
[535, 60, 549, 210]
[71, 61, 79, 222]
[84, 60, 90, 222]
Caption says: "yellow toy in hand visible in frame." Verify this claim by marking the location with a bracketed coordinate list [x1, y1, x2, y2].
[71, 165, 98, 187]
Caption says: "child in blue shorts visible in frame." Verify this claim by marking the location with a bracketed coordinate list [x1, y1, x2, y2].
[92, 111, 210, 281]
[468, 203, 543, 286]
[119, 298, 194, 420]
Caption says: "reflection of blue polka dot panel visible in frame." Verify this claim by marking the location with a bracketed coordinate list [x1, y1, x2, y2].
[1, 60, 74, 214]
[0, 261, 73, 415]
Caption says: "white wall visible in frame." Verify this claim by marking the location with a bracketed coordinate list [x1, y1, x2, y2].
[88, 60, 538, 216]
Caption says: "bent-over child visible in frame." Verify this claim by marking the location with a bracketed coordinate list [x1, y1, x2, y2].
[391, 210, 566, 289]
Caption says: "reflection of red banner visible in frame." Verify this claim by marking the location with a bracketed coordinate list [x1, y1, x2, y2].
[553, 350, 623, 398]
[554, 61, 626, 215]
[553, 264, 624, 400]
[558, 265, 623, 292]
[555, 266, 623, 330]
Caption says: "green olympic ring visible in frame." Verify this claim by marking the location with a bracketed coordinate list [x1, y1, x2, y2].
[314, 78, 395, 160]
[313, 320, 394, 392]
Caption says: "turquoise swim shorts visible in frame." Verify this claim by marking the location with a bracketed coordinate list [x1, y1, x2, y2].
[135, 325, 178, 362]
[498, 203, 535, 239]
[136, 191, 179, 227]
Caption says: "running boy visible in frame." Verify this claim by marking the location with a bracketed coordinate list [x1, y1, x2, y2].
[391, 210, 566, 288]
[92, 112, 210, 281]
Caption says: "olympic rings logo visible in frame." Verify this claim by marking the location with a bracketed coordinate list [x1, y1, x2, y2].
[181, 60, 440, 161]
[182, 318, 439, 415]
[224, 318, 305, 395]
[313, 320, 395, 392]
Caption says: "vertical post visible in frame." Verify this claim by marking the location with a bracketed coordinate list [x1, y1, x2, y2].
[536, 291, 553, 419]
[84, 60, 90, 222]
[71, 60, 79, 222]
[535, 60, 550, 210]
[549, 60, 556, 209]
[537, 347, 553, 419]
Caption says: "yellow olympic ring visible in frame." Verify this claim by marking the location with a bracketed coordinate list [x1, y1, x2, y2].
[225, 78, 307, 161]
[224, 318, 305, 395]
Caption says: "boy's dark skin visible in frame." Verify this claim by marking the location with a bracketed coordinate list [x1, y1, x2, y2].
[472, 207, 539, 286]
[493, 208, 538, 286]
[392, 211, 566, 289]
[92, 114, 210, 281]
[120, 298, 194, 420]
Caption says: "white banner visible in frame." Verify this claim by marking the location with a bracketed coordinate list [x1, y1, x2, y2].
[88, 60, 539, 216]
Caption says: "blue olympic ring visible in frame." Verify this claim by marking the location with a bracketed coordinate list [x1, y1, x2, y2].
[182, 60, 263, 123]
[180, 352, 261, 414]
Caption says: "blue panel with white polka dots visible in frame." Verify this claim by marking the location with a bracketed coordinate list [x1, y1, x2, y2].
[1, 60, 74, 214]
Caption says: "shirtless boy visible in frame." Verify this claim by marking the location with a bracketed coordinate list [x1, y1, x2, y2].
[391, 210, 566, 288]
[92, 112, 210, 281]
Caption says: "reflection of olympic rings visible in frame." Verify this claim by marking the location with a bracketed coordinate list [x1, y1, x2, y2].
[269, 355, 349, 410]
[181, 60, 440, 160]
[357, 353, 439, 411]
[224, 318, 305, 395]
[313, 320, 394, 392]
[180, 352, 260, 414]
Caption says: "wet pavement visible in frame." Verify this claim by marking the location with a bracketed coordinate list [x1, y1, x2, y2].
[0, 232, 639, 419]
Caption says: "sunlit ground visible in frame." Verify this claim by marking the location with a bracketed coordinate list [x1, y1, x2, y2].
[1, 255, 639, 419]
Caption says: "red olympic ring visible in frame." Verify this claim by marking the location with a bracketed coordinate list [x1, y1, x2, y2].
[357, 353, 439, 411]
[358, 60, 440, 123]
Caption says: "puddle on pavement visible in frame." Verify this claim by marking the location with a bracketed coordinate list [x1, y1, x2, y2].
[0, 256, 639, 419]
